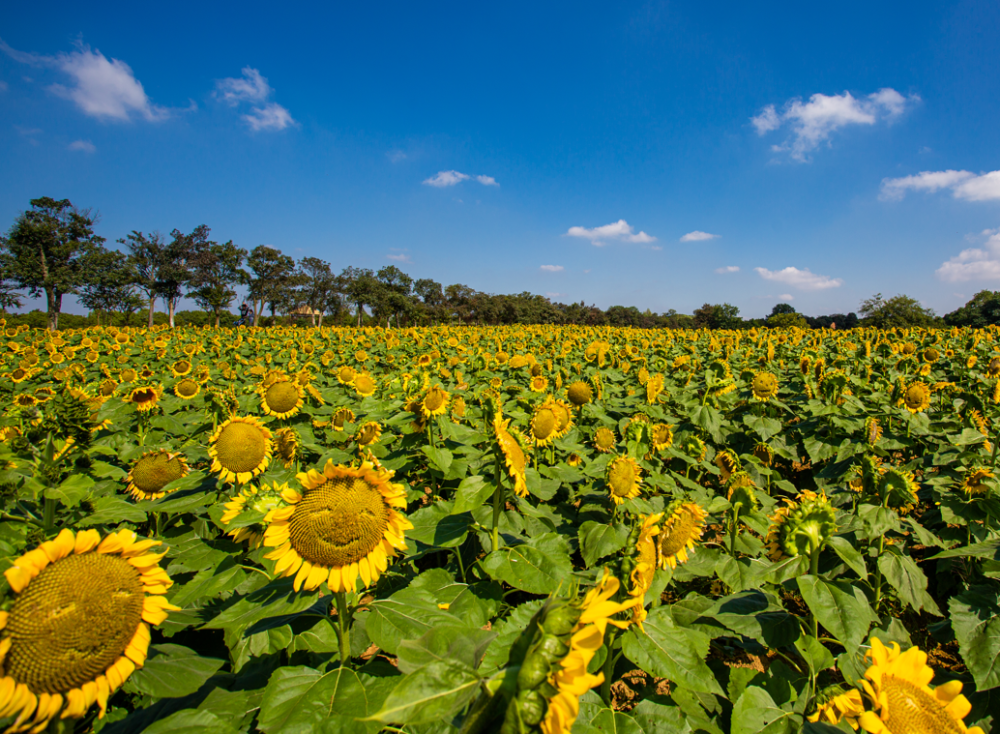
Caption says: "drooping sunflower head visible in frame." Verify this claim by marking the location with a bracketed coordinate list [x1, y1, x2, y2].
[753, 441, 774, 466]
[606, 455, 642, 505]
[751, 371, 779, 401]
[656, 502, 708, 570]
[864, 416, 883, 447]
[273, 426, 299, 468]
[681, 434, 707, 463]
[856, 637, 985, 734]
[714, 448, 740, 482]
[125, 450, 189, 501]
[331, 407, 356, 431]
[877, 468, 920, 513]
[807, 686, 864, 729]
[355, 420, 382, 447]
[593, 426, 617, 454]
[259, 378, 305, 420]
[0, 529, 179, 730]
[726, 472, 759, 514]
[960, 466, 994, 498]
[627, 513, 662, 613]
[125, 384, 163, 413]
[765, 490, 837, 561]
[986, 357, 1000, 378]
[208, 415, 273, 484]
[222, 482, 290, 548]
[902, 382, 931, 414]
[566, 380, 593, 407]
[548, 399, 573, 437]
[262, 461, 412, 592]
[493, 412, 528, 498]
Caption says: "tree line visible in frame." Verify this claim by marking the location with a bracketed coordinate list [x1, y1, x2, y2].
[0, 196, 990, 331]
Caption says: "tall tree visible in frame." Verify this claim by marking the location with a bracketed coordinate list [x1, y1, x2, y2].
[340, 266, 378, 327]
[162, 225, 209, 328]
[120, 230, 167, 327]
[859, 293, 936, 328]
[0, 247, 23, 312]
[187, 239, 248, 327]
[246, 245, 296, 326]
[299, 257, 340, 327]
[413, 278, 444, 324]
[77, 247, 142, 325]
[2, 197, 104, 329]
[374, 265, 414, 327]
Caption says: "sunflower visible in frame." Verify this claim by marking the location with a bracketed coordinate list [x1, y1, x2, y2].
[877, 468, 920, 513]
[0, 529, 178, 731]
[855, 638, 985, 734]
[262, 460, 412, 592]
[119, 368, 137, 383]
[715, 448, 740, 482]
[530, 375, 549, 393]
[960, 466, 994, 498]
[681, 435, 707, 463]
[330, 407, 356, 431]
[355, 421, 382, 447]
[593, 427, 617, 453]
[352, 373, 377, 398]
[727, 472, 759, 514]
[751, 371, 779, 401]
[208, 415, 273, 484]
[125, 450, 189, 501]
[549, 400, 573, 439]
[530, 404, 559, 447]
[221, 482, 289, 548]
[606, 456, 642, 505]
[628, 513, 662, 627]
[566, 381, 593, 407]
[170, 359, 192, 377]
[173, 378, 201, 400]
[808, 687, 865, 729]
[125, 384, 163, 413]
[494, 413, 529, 498]
[259, 378, 305, 420]
[274, 426, 299, 468]
[420, 385, 450, 419]
[650, 423, 674, 452]
[656, 503, 707, 570]
[753, 441, 774, 466]
[986, 357, 1000, 378]
[336, 365, 356, 385]
[864, 417, 883, 447]
[765, 490, 837, 561]
[902, 382, 931, 414]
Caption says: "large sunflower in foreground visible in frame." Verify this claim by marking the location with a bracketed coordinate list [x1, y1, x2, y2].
[259, 378, 304, 420]
[493, 412, 529, 498]
[262, 461, 412, 592]
[0, 529, 178, 732]
[208, 415, 273, 484]
[125, 450, 189, 501]
[852, 638, 985, 734]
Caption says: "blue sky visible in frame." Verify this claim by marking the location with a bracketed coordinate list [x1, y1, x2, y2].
[1, 1, 999, 319]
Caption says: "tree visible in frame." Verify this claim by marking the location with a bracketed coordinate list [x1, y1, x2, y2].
[445, 283, 477, 324]
[246, 245, 296, 326]
[339, 267, 379, 326]
[120, 230, 168, 327]
[0, 247, 23, 312]
[767, 312, 808, 329]
[77, 247, 143, 324]
[3, 197, 104, 329]
[162, 225, 209, 328]
[859, 293, 936, 328]
[692, 303, 742, 329]
[944, 290, 1000, 328]
[414, 278, 444, 324]
[374, 265, 414, 327]
[187, 239, 248, 327]
[298, 257, 340, 327]
[769, 303, 797, 316]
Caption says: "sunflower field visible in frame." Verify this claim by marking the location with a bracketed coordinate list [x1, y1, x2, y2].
[0, 323, 998, 734]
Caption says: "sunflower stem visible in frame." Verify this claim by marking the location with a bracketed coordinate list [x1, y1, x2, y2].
[334, 591, 352, 668]
[728, 507, 739, 559]
[42, 496, 56, 533]
[872, 535, 885, 613]
[491, 454, 504, 552]
[599, 629, 618, 707]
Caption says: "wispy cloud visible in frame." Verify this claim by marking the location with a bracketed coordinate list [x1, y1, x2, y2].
[386, 150, 407, 163]
[214, 67, 295, 132]
[755, 266, 843, 290]
[1, 38, 169, 122]
[752, 88, 918, 161]
[67, 139, 95, 153]
[880, 169, 1000, 202]
[422, 170, 499, 188]
[540, 265, 564, 272]
[387, 253, 411, 263]
[680, 230, 720, 242]
[565, 219, 655, 247]
[936, 230, 1000, 282]
[546, 292, 566, 298]
[778, 294, 794, 301]
[715, 265, 740, 274]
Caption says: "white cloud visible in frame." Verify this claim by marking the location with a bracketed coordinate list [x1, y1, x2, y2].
[715, 265, 740, 274]
[565, 219, 656, 246]
[67, 139, 95, 153]
[936, 230, 1000, 282]
[752, 88, 918, 161]
[754, 266, 843, 290]
[880, 169, 1000, 202]
[215, 67, 270, 106]
[215, 67, 295, 132]
[540, 265, 564, 272]
[387, 252, 411, 263]
[243, 102, 294, 131]
[422, 170, 498, 188]
[778, 294, 794, 301]
[680, 230, 720, 242]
